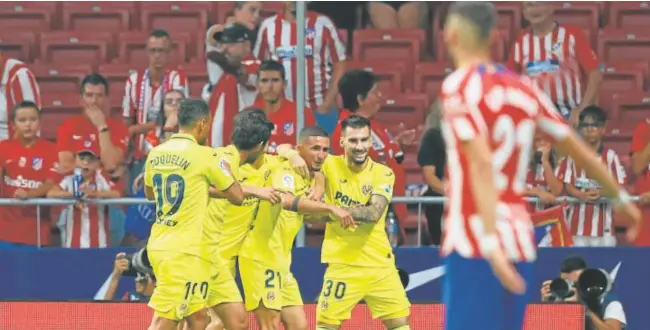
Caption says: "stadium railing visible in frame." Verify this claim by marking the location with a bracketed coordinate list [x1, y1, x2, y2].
[0, 196, 636, 248]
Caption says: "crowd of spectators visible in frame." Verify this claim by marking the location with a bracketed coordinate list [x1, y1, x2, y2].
[0, 1, 649, 250]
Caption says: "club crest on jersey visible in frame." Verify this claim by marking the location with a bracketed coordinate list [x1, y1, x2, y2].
[32, 157, 43, 170]
[361, 184, 373, 196]
[219, 159, 232, 176]
[284, 123, 294, 136]
[551, 41, 563, 57]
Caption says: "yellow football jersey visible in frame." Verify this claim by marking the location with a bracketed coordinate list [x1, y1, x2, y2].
[321, 155, 396, 268]
[205, 146, 281, 261]
[145, 134, 235, 259]
[239, 161, 311, 271]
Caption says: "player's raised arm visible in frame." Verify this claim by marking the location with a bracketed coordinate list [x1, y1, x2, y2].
[534, 88, 641, 240]
[206, 153, 245, 206]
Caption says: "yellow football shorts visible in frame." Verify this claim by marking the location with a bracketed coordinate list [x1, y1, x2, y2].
[206, 260, 243, 308]
[148, 251, 211, 321]
[316, 264, 411, 326]
[239, 257, 285, 311]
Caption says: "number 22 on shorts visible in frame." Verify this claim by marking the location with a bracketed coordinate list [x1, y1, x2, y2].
[322, 280, 347, 299]
[152, 173, 186, 219]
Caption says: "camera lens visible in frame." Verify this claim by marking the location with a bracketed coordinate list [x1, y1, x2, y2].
[549, 278, 571, 299]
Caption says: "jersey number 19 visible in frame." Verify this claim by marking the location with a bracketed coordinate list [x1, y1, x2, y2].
[152, 173, 186, 218]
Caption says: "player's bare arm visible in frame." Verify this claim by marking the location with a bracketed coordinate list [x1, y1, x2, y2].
[276, 143, 309, 178]
[280, 191, 355, 227]
[345, 194, 389, 224]
[208, 182, 245, 205]
[307, 171, 326, 201]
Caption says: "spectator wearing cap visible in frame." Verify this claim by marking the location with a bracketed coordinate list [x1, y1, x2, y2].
[122, 29, 188, 184]
[254, 1, 347, 133]
[0, 101, 59, 249]
[57, 74, 130, 175]
[203, 22, 259, 147]
[47, 143, 121, 248]
[0, 53, 41, 141]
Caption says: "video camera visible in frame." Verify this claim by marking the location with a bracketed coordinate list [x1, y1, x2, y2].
[121, 247, 155, 279]
[549, 268, 612, 313]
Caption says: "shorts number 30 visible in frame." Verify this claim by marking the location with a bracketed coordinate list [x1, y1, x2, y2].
[323, 280, 346, 299]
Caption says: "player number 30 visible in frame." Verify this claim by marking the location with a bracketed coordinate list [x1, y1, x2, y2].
[322, 280, 347, 299]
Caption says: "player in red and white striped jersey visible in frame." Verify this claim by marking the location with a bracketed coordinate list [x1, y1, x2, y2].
[0, 54, 41, 141]
[559, 106, 626, 247]
[122, 30, 188, 161]
[440, 4, 639, 330]
[506, 2, 603, 125]
[253, 2, 346, 115]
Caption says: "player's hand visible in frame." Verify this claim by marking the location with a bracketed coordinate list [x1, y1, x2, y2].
[254, 187, 283, 204]
[113, 252, 129, 276]
[330, 207, 356, 229]
[613, 201, 642, 243]
[536, 191, 556, 204]
[288, 154, 309, 178]
[13, 189, 29, 200]
[307, 186, 324, 201]
[486, 248, 526, 295]
[540, 280, 552, 301]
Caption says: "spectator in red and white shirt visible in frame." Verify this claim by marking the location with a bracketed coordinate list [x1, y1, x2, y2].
[47, 145, 121, 249]
[506, 1, 602, 125]
[0, 53, 41, 141]
[525, 135, 564, 211]
[123, 29, 188, 164]
[250, 59, 316, 154]
[559, 106, 626, 247]
[254, 2, 346, 131]
[58, 74, 130, 175]
[0, 101, 59, 248]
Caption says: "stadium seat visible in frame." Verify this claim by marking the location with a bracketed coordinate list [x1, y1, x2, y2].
[609, 2, 650, 29]
[601, 61, 647, 93]
[436, 31, 506, 62]
[352, 29, 425, 62]
[213, 1, 284, 25]
[39, 31, 112, 67]
[603, 121, 637, 158]
[345, 60, 408, 93]
[598, 29, 650, 62]
[337, 29, 349, 55]
[62, 2, 134, 32]
[610, 91, 650, 122]
[178, 62, 209, 97]
[375, 93, 429, 132]
[40, 92, 82, 140]
[413, 62, 454, 97]
[140, 2, 210, 34]
[115, 31, 190, 66]
[553, 2, 599, 37]
[31, 64, 92, 94]
[0, 32, 35, 63]
[97, 63, 140, 107]
[493, 2, 523, 43]
[0, 2, 56, 32]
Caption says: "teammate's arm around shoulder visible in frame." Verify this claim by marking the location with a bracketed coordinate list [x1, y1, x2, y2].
[276, 143, 310, 178]
[345, 166, 395, 224]
[205, 149, 245, 205]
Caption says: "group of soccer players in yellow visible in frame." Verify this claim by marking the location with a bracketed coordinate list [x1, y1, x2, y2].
[143, 98, 411, 330]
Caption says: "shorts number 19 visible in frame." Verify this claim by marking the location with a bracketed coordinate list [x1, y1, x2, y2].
[152, 173, 186, 218]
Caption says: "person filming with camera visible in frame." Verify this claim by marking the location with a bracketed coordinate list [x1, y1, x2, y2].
[541, 255, 627, 330]
[103, 252, 155, 302]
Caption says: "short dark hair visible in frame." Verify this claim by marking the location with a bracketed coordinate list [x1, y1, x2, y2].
[298, 126, 329, 142]
[80, 73, 110, 95]
[234, 1, 248, 9]
[560, 255, 588, 274]
[11, 100, 40, 122]
[257, 60, 286, 80]
[579, 105, 607, 123]
[447, 2, 496, 41]
[177, 98, 210, 128]
[338, 70, 377, 112]
[231, 108, 274, 150]
[341, 115, 371, 132]
[150, 29, 171, 39]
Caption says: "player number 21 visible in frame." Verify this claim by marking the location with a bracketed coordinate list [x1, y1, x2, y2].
[152, 173, 186, 218]
[323, 280, 347, 299]
[492, 116, 535, 194]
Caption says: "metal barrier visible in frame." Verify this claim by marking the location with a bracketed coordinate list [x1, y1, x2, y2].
[0, 196, 637, 248]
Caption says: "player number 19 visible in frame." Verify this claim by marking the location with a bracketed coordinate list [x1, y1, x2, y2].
[152, 173, 186, 218]
[492, 116, 535, 194]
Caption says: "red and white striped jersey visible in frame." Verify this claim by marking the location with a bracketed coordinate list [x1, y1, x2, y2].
[559, 148, 626, 237]
[56, 171, 115, 248]
[0, 56, 41, 141]
[122, 69, 188, 158]
[506, 24, 600, 118]
[253, 11, 346, 110]
[526, 162, 562, 212]
[440, 64, 571, 262]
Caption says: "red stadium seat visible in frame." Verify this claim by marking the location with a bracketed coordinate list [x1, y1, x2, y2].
[601, 61, 648, 93]
[493, 2, 523, 43]
[0, 32, 36, 62]
[0, 2, 56, 32]
[553, 2, 599, 37]
[140, 2, 210, 33]
[598, 29, 650, 63]
[352, 29, 425, 62]
[345, 60, 408, 93]
[337, 29, 349, 54]
[213, 1, 284, 25]
[436, 31, 506, 62]
[39, 31, 112, 67]
[116, 31, 190, 66]
[40, 92, 82, 141]
[178, 62, 209, 98]
[375, 93, 429, 133]
[62, 2, 134, 32]
[413, 62, 454, 97]
[31, 64, 92, 94]
[97, 63, 141, 107]
[610, 91, 650, 122]
[609, 2, 650, 29]
[603, 121, 637, 158]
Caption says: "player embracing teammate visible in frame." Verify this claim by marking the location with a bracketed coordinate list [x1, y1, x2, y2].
[439, 3, 641, 330]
